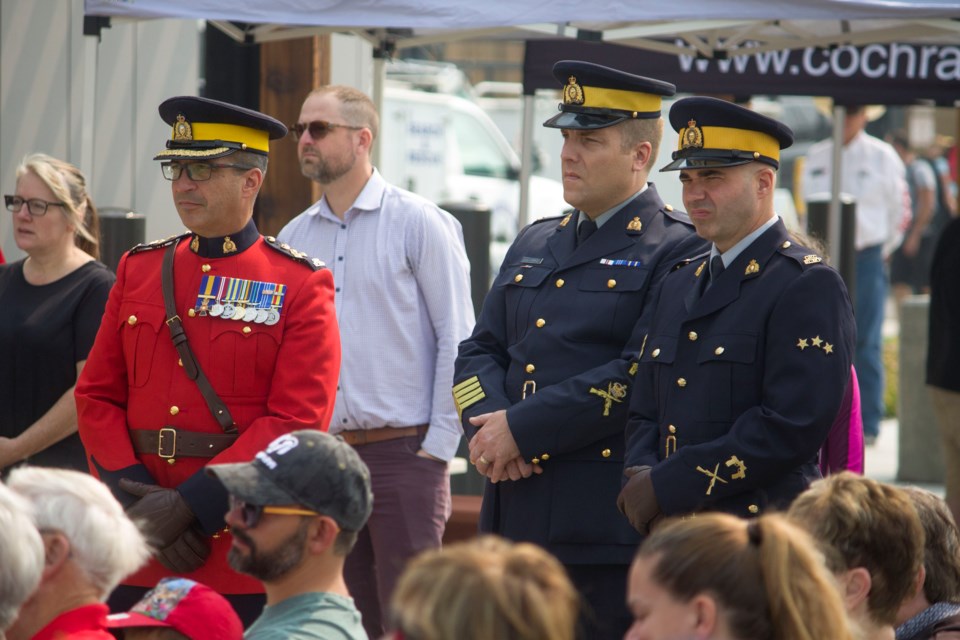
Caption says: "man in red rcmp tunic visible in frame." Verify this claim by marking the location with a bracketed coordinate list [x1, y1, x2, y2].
[75, 96, 340, 624]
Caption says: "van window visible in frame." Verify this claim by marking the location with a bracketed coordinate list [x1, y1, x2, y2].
[452, 112, 513, 179]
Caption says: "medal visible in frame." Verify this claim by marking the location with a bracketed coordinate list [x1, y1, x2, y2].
[264, 283, 286, 326]
[231, 279, 251, 320]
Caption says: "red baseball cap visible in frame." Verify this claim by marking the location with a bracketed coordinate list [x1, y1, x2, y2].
[105, 578, 242, 640]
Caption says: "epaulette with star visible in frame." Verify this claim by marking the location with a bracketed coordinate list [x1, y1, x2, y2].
[128, 232, 192, 255]
[263, 236, 326, 271]
[776, 239, 824, 268]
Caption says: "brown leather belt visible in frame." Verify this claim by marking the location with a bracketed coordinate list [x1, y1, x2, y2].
[339, 425, 428, 447]
[130, 428, 238, 459]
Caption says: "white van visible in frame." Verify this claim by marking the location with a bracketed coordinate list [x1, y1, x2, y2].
[379, 87, 570, 273]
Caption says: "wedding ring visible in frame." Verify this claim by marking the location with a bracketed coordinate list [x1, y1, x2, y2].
[478, 455, 490, 465]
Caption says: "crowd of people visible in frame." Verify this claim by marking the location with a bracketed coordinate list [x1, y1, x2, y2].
[0, 55, 957, 640]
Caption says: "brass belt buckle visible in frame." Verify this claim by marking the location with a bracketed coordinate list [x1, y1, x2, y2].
[522, 380, 537, 399]
[158, 427, 177, 459]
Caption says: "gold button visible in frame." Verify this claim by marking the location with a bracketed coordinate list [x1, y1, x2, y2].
[688, 331, 698, 341]
[177, 358, 183, 367]
[525, 364, 535, 373]
[748, 504, 759, 514]
[665, 204, 674, 212]
[127, 315, 138, 326]
[536, 318, 546, 328]
[541, 453, 550, 461]
[555, 278, 564, 288]
[201, 264, 212, 273]
[514, 274, 524, 283]
[715, 346, 725, 355]
[677, 378, 687, 388]
[652, 348, 661, 358]
[212, 532, 221, 539]
[167, 458, 176, 465]
[601, 449, 611, 458]
[607, 279, 616, 289]
[668, 424, 677, 434]
[169, 406, 180, 416]
[188, 308, 196, 317]
[243, 326, 252, 334]
[781, 241, 792, 249]
[531, 457, 540, 465]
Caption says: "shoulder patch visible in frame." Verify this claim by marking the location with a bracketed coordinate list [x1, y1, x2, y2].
[263, 236, 326, 271]
[777, 240, 826, 269]
[129, 232, 191, 255]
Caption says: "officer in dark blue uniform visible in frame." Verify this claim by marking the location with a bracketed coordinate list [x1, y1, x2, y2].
[617, 97, 856, 533]
[453, 61, 707, 640]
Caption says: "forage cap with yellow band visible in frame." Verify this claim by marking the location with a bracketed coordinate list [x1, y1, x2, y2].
[661, 96, 794, 172]
[542, 60, 676, 130]
[154, 96, 288, 161]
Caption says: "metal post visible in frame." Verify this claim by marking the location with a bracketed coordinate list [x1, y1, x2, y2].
[518, 94, 536, 230]
[827, 105, 846, 267]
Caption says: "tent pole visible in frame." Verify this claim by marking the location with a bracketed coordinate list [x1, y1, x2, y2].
[81, 28, 102, 181]
[827, 105, 845, 266]
[518, 94, 536, 230]
[371, 54, 385, 168]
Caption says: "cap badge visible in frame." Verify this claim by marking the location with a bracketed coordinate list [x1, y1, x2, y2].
[563, 76, 585, 106]
[682, 119, 704, 149]
[174, 114, 194, 141]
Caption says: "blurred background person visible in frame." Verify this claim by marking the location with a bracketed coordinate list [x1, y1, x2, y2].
[894, 487, 960, 640]
[0, 482, 44, 639]
[625, 513, 856, 640]
[388, 535, 579, 640]
[5, 467, 149, 640]
[928, 212, 960, 526]
[106, 577, 243, 640]
[789, 472, 924, 640]
[0, 154, 114, 472]
[889, 132, 937, 304]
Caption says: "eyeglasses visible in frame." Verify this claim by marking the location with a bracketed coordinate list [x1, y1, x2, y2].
[228, 495, 322, 529]
[160, 162, 253, 182]
[291, 120, 364, 140]
[4, 195, 65, 217]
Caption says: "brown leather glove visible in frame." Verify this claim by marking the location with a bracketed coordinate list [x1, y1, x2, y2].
[155, 526, 210, 574]
[120, 479, 197, 549]
[616, 465, 661, 534]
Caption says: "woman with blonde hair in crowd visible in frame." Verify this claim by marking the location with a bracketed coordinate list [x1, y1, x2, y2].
[625, 513, 857, 640]
[388, 535, 579, 640]
[0, 154, 113, 472]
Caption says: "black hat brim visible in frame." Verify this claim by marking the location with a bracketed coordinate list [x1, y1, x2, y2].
[543, 110, 629, 130]
[661, 150, 779, 172]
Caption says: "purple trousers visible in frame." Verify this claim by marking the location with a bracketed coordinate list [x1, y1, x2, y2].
[343, 434, 451, 638]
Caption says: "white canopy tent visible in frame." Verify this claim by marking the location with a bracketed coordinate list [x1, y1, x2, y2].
[84, 0, 960, 262]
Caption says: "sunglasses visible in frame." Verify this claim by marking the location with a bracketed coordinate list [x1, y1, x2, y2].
[228, 495, 322, 529]
[4, 195, 65, 217]
[160, 161, 253, 182]
[291, 120, 364, 140]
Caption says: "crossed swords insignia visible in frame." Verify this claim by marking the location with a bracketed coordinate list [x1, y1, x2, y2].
[589, 382, 628, 416]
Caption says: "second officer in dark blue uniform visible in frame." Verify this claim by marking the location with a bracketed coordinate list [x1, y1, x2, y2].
[453, 61, 706, 640]
[617, 97, 856, 533]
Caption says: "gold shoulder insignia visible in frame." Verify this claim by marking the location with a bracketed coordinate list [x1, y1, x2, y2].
[803, 255, 822, 265]
[263, 236, 326, 271]
[129, 232, 191, 255]
[558, 213, 572, 228]
[695, 260, 706, 277]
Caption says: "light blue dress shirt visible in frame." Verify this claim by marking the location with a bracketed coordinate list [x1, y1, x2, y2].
[278, 169, 476, 460]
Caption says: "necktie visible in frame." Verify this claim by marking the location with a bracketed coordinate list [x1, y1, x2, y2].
[709, 255, 725, 284]
[578, 218, 598, 246]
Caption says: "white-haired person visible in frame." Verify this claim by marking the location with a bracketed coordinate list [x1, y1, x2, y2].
[0, 482, 44, 638]
[5, 467, 149, 640]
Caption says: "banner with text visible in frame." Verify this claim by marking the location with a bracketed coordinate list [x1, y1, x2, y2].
[524, 39, 958, 106]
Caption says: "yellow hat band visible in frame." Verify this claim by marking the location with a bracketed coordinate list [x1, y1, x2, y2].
[678, 125, 779, 162]
[580, 86, 662, 114]
[173, 122, 270, 153]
